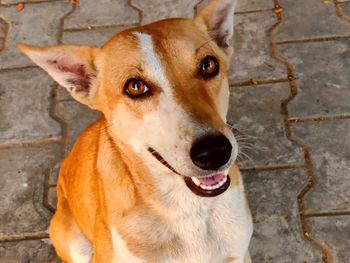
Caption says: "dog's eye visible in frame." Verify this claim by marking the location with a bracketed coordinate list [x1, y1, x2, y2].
[200, 56, 219, 78]
[125, 79, 150, 97]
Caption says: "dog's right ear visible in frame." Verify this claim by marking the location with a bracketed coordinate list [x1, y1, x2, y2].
[17, 44, 99, 108]
[195, 0, 237, 57]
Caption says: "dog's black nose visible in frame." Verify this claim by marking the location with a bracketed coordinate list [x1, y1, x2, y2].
[190, 133, 232, 171]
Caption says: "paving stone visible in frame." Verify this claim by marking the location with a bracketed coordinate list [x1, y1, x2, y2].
[0, 68, 62, 144]
[243, 168, 322, 262]
[309, 216, 350, 263]
[292, 120, 350, 212]
[276, 0, 350, 42]
[0, 19, 7, 50]
[196, 0, 274, 14]
[278, 40, 350, 117]
[228, 83, 303, 167]
[236, 0, 274, 12]
[49, 162, 61, 185]
[339, 1, 350, 17]
[0, 1, 72, 69]
[0, 143, 62, 235]
[56, 100, 100, 152]
[0, 239, 61, 263]
[62, 26, 127, 46]
[47, 186, 58, 211]
[2, 0, 64, 3]
[230, 11, 286, 82]
[0, 37, 4, 51]
[0, 25, 6, 39]
[56, 86, 73, 101]
[45, 165, 60, 212]
[133, 0, 197, 24]
[64, 0, 139, 29]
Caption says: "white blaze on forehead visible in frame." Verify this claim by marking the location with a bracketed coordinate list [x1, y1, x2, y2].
[133, 32, 172, 95]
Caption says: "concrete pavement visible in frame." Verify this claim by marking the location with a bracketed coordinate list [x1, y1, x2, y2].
[0, 0, 349, 262]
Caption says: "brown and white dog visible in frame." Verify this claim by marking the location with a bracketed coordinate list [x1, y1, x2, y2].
[18, 0, 253, 262]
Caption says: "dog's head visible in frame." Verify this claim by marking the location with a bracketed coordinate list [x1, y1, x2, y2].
[18, 0, 239, 198]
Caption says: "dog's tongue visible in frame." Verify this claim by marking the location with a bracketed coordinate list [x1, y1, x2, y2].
[198, 172, 225, 186]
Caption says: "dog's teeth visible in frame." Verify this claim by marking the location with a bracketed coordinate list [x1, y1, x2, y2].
[201, 184, 217, 190]
[218, 176, 227, 187]
[191, 177, 200, 186]
[197, 175, 228, 191]
[200, 184, 209, 190]
[198, 175, 228, 190]
[212, 183, 220, 190]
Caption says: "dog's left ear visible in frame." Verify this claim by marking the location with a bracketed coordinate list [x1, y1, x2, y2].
[195, 0, 237, 56]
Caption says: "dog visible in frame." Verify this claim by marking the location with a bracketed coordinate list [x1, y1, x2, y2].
[18, 0, 253, 262]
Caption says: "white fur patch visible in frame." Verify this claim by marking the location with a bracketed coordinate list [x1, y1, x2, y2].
[68, 231, 92, 263]
[210, 175, 253, 261]
[111, 227, 143, 263]
[133, 32, 172, 95]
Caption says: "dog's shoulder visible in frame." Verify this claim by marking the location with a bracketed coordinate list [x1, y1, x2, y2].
[58, 117, 106, 207]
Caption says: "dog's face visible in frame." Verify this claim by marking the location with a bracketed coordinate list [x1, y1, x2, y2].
[18, 0, 239, 197]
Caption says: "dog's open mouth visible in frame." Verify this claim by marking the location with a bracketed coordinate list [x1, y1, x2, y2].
[148, 147, 230, 197]
[184, 172, 230, 197]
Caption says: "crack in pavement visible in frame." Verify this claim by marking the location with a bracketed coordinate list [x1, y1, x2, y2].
[269, 1, 334, 262]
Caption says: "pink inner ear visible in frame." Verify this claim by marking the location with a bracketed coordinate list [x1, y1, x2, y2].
[48, 56, 95, 92]
[212, 7, 230, 48]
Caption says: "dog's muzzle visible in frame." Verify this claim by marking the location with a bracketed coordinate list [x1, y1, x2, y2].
[148, 132, 233, 198]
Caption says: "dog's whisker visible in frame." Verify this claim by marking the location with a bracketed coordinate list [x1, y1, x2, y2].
[238, 147, 253, 152]
[237, 143, 254, 149]
[236, 139, 254, 144]
[238, 151, 253, 162]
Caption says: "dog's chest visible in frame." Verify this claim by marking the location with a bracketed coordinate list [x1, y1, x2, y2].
[112, 187, 252, 263]
[115, 214, 228, 263]
[166, 216, 229, 263]
[169, 192, 251, 263]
